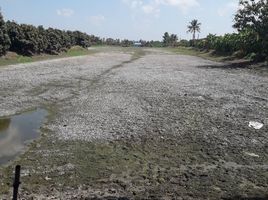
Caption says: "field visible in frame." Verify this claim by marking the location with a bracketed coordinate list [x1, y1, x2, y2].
[0, 47, 267, 199]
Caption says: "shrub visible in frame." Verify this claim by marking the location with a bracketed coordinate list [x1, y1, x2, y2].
[234, 0, 268, 60]
[0, 11, 10, 56]
[2, 11, 101, 56]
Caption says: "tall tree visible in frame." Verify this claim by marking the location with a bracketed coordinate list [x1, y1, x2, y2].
[187, 19, 201, 44]
[37, 26, 48, 54]
[233, 0, 268, 58]
[0, 10, 10, 56]
[170, 34, 178, 46]
[163, 32, 170, 47]
[7, 21, 41, 56]
[233, 0, 268, 33]
[46, 28, 63, 54]
[162, 32, 178, 47]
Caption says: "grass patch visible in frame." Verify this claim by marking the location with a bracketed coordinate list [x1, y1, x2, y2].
[0, 132, 213, 195]
[0, 54, 33, 66]
[64, 46, 92, 57]
[0, 46, 96, 67]
[165, 47, 235, 62]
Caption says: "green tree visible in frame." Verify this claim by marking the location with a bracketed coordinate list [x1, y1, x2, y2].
[89, 35, 101, 45]
[150, 40, 163, 47]
[46, 28, 63, 54]
[170, 34, 178, 46]
[105, 38, 121, 46]
[233, 0, 268, 59]
[1, 9, 110, 56]
[37, 26, 48, 54]
[6, 21, 24, 54]
[163, 32, 170, 47]
[187, 19, 201, 44]
[20, 24, 40, 55]
[163, 32, 178, 47]
[69, 31, 91, 48]
[121, 39, 133, 47]
[0, 10, 10, 56]
[6, 21, 40, 56]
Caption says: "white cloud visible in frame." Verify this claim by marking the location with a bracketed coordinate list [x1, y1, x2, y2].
[122, 0, 143, 8]
[142, 4, 160, 16]
[56, 8, 74, 17]
[89, 15, 106, 26]
[122, 0, 199, 16]
[156, 0, 199, 11]
[164, 0, 199, 13]
[131, 0, 144, 9]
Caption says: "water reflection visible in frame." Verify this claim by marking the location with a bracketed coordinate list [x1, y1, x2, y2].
[0, 108, 48, 165]
[0, 118, 11, 132]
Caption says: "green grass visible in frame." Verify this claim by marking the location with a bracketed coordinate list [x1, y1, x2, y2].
[64, 46, 94, 57]
[164, 47, 234, 62]
[0, 46, 97, 67]
[0, 55, 33, 66]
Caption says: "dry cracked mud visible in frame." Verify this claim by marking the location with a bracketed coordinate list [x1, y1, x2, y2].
[0, 47, 267, 199]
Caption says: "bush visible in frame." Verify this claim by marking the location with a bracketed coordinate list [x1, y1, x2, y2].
[1, 11, 101, 56]
[187, 0, 268, 62]
[188, 30, 263, 59]
[121, 39, 133, 47]
[178, 39, 189, 47]
[0, 11, 10, 56]
[233, 0, 268, 60]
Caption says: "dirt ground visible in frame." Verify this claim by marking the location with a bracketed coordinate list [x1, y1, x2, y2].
[0, 47, 267, 200]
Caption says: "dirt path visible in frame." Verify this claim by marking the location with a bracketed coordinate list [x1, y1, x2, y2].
[0, 47, 267, 199]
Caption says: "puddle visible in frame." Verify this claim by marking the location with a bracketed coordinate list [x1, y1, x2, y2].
[0, 108, 48, 166]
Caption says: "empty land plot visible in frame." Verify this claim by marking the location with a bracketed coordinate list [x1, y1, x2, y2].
[0, 47, 267, 199]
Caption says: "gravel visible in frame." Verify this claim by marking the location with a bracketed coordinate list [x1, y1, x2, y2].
[0, 47, 267, 199]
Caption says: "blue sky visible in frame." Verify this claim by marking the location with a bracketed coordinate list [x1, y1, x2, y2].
[0, 0, 239, 41]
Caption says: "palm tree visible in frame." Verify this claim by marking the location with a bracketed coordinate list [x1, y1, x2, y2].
[187, 19, 201, 44]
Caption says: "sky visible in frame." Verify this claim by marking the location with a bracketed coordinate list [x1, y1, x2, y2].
[0, 0, 240, 41]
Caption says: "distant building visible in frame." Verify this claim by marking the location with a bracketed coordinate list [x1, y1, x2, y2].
[133, 42, 142, 47]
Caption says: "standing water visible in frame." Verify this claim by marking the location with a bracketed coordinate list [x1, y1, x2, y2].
[0, 108, 48, 165]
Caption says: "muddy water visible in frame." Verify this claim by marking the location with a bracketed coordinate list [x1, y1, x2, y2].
[0, 108, 48, 165]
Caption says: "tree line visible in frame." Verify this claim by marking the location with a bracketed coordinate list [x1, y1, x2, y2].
[186, 0, 268, 61]
[1, 0, 267, 61]
[0, 9, 164, 57]
[103, 38, 162, 47]
[162, 0, 268, 61]
[0, 11, 102, 56]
